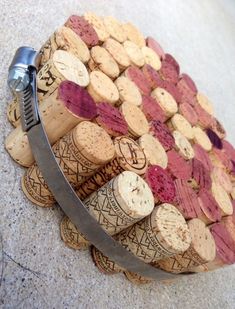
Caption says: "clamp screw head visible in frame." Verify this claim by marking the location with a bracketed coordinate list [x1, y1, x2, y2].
[8, 67, 30, 92]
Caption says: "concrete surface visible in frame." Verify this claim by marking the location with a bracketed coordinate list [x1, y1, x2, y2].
[0, 0, 235, 308]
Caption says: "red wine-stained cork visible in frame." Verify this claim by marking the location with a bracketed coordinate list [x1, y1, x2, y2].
[159, 60, 179, 84]
[174, 179, 202, 219]
[146, 37, 165, 60]
[210, 117, 226, 139]
[159, 80, 182, 103]
[209, 147, 233, 171]
[145, 165, 176, 203]
[141, 95, 166, 122]
[180, 73, 197, 94]
[211, 182, 233, 216]
[193, 144, 213, 172]
[188, 158, 212, 191]
[142, 64, 163, 89]
[167, 149, 192, 180]
[124, 66, 151, 95]
[222, 215, 235, 243]
[84, 12, 109, 42]
[198, 189, 222, 224]
[176, 77, 196, 106]
[164, 54, 180, 74]
[211, 167, 233, 193]
[96, 102, 128, 136]
[179, 103, 198, 126]
[150, 120, 175, 151]
[206, 128, 222, 149]
[222, 140, 235, 161]
[193, 104, 214, 129]
[65, 15, 99, 47]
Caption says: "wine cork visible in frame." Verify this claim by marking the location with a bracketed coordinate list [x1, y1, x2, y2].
[123, 66, 151, 95]
[222, 140, 235, 161]
[209, 147, 233, 171]
[39, 26, 90, 68]
[37, 50, 89, 101]
[22, 122, 115, 206]
[92, 203, 191, 274]
[96, 102, 128, 136]
[103, 38, 130, 71]
[193, 144, 213, 172]
[211, 167, 233, 193]
[168, 113, 194, 140]
[180, 73, 197, 94]
[196, 93, 214, 115]
[124, 271, 152, 285]
[167, 149, 192, 181]
[65, 15, 99, 47]
[114, 76, 142, 107]
[188, 158, 212, 191]
[206, 128, 222, 149]
[173, 130, 195, 160]
[142, 64, 163, 89]
[174, 179, 202, 219]
[165, 54, 180, 74]
[146, 37, 165, 60]
[176, 76, 196, 106]
[160, 80, 182, 104]
[77, 136, 148, 200]
[123, 22, 146, 47]
[5, 81, 97, 167]
[120, 102, 149, 138]
[141, 46, 161, 71]
[7, 97, 20, 127]
[145, 165, 176, 203]
[222, 215, 235, 243]
[88, 46, 120, 79]
[141, 95, 166, 123]
[123, 40, 145, 67]
[151, 88, 178, 119]
[84, 12, 110, 42]
[192, 127, 212, 152]
[159, 59, 179, 84]
[179, 103, 198, 126]
[158, 219, 216, 273]
[150, 120, 175, 151]
[198, 189, 222, 224]
[87, 71, 119, 104]
[138, 134, 168, 168]
[210, 117, 226, 139]
[211, 182, 233, 216]
[103, 16, 127, 43]
[193, 103, 214, 129]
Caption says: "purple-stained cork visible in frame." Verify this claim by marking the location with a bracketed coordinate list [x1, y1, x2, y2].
[180, 73, 197, 94]
[65, 15, 99, 47]
[164, 54, 180, 74]
[150, 120, 175, 151]
[222, 140, 235, 161]
[179, 103, 198, 126]
[96, 102, 128, 136]
[211, 147, 233, 172]
[125, 66, 151, 95]
[159, 80, 182, 103]
[198, 189, 222, 223]
[193, 143, 213, 172]
[177, 77, 197, 106]
[206, 128, 223, 150]
[210, 117, 226, 139]
[146, 37, 165, 60]
[142, 64, 163, 89]
[190, 158, 212, 191]
[194, 103, 214, 128]
[167, 149, 192, 181]
[141, 95, 166, 122]
[58, 81, 97, 120]
[159, 60, 179, 84]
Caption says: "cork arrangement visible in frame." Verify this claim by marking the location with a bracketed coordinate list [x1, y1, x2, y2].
[5, 12, 235, 285]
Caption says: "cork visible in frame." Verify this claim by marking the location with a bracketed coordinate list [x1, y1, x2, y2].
[193, 144, 213, 172]
[211, 182, 233, 216]
[87, 71, 119, 105]
[209, 147, 233, 171]
[160, 80, 182, 104]
[114, 76, 142, 107]
[211, 167, 233, 193]
[221, 215, 235, 243]
[39, 26, 90, 68]
[142, 64, 163, 89]
[120, 102, 149, 138]
[141, 46, 161, 71]
[141, 95, 166, 123]
[88, 46, 120, 79]
[164, 54, 180, 74]
[167, 149, 192, 181]
[103, 16, 127, 43]
[173, 130, 195, 160]
[65, 15, 99, 47]
[206, 128, 222, 149]
[123, 22, 146, 47]
[76, 136, 148, 200]
[123, 66, 151, 95]
[168, 113, 194, 140]
[22, 122, 115, 206]
[179, 103, 198, 126]
[138, 134, 168, 168]
[210, 117, 226, 139]
[92, 203, 191, 274]
[145, 165, 176, 203]
[198, 189, 222, 224]
[124, 271, 152, 285]
[222, 140, 235, 161]
[103, 38, 130, 71]
[196, 93, 214, 115]
[193, 103, 214, 129]
[159, 59, 179, 84]
[7, 97, 20, 127]
[5, 81, 97, 167]
[37, 50, 89, 101]
[146, 36, 165, 60]
[151, 88, 178, 119]
[180, 73, 197, 94]
[84, 12, 110, 42]
[150, 120, 175, 151]
[176, 76, 196, 106]
[96, 102, 128, 136]
[158, 219, 216, 273]
[192, 127, 212, 152]
[123, 40, 145, 67]
[188, 158, 212, 191]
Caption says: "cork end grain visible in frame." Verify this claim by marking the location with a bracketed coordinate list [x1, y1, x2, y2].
[114, 76, 142, 107]
[151, 87, 178, 118]
[173, 130, 195, 160]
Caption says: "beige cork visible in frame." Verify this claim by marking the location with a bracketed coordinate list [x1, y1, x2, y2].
[141, 46, 161, 71]
[168, 114, 194, 140]
[87, 70, 119, 104]
[231, 186, 235, 200]
[196, 93, 214, 116]
[84, 12, 110, 42]
[123, 40, 145, 67]
[173, 130, 195, 160]
[124, 271, 152, 285]
[120, 102, 149, 137]
[22, 122, 115, 206]
[151, 88, 178, 119]
[211, 182, 233, 216]
[103, 16, 127, 43]
[103, 38, 130, 71]
[114, 76, 142, 107]
[7, 97, 20, 127]
[211, 167, 233, 193]
[39, 26, 90, 68]
[77, 136, 148, 200]
[123, 22, 146, 47]
[192, 126, 212, 152]
[138, 134, 168, 168]
[37, 50, 89, 101]
[88, 46, 120, 79]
